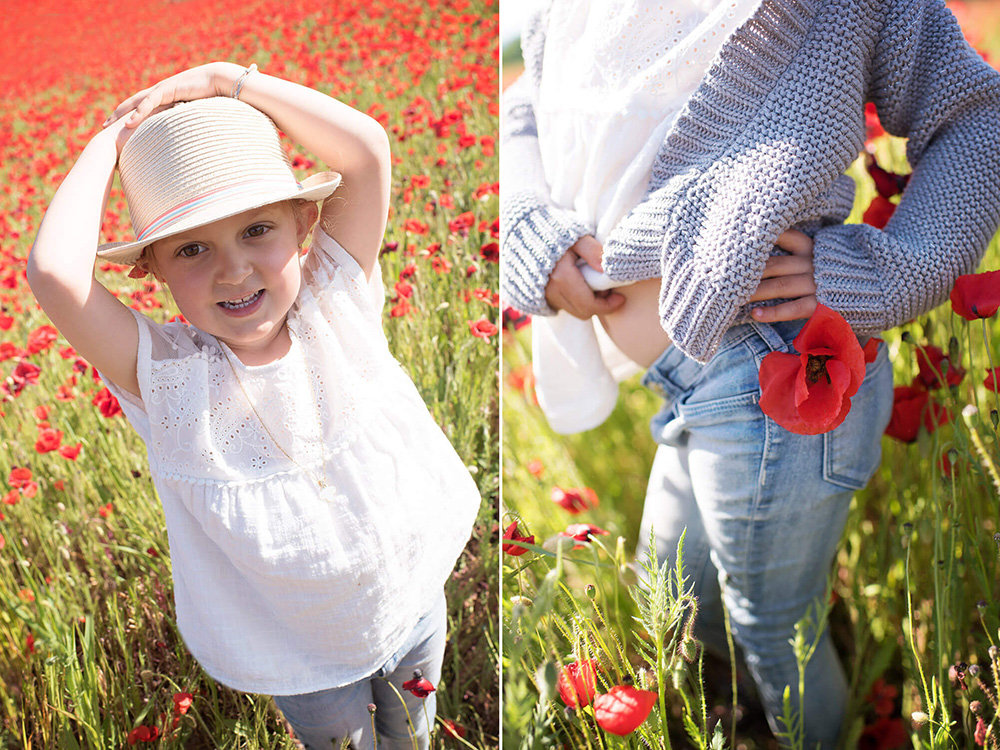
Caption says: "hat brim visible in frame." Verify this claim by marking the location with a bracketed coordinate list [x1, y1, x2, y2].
[96, 171, 342, 265]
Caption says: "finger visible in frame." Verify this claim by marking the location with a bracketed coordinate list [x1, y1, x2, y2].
[104, 88, 155, 126]
[751, 295, 818, 323]
[759, 254, 813, 279]
[127, 87, 170, 127]
[774, 229, 814, 256]
[587, 291, 626, 315]
[570, 236, 605, 273]
[748, 273, 817, 302]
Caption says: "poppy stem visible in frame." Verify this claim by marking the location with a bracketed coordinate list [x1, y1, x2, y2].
[982, 318, 1000, 427]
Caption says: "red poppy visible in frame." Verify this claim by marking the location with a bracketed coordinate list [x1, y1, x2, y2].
[950, 270, 1000, 320]
[550, 486, 598, 515]
[92, 387, 122, 418]
[8, 467, 32, 489]
[557, 660, 599, 709]
[58, 443, 82, 461]
[858, 717, 908, 750]
[862, 195, 896, 229]
[480, 241, 499, 263]
[865, 155, 909, 199]
[559, 523, 610, 549]
[593, 684, 658, 735]
[915, 344, 965, 389]
[527, 459, 544, 478]
[35, 427, 63, 453]
[758, 304, 868, 434]
[127, 725, 160, 744]
[98, 502, 113, 518]
[442, 719, 466, 738]
[402, 671, 435, 698]
[468, 317, 498, 339]
[502, 522, 534, 556]
[26, 324, 58, 354]
[865, 102, 885, 141]
[394, 280, 414, 299]
[390, 298, 413, 317]
[172, 692, 193, 716]
[884, 386, 950, 442]
[985, 368, 1000, 392]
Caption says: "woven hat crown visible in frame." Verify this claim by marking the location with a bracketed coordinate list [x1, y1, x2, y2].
[98, 97, 341, 264]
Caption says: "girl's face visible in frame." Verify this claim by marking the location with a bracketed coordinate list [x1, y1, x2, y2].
[148, 202, 315, 364]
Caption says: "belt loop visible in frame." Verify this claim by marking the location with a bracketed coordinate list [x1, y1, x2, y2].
[748, 321, 793, 353]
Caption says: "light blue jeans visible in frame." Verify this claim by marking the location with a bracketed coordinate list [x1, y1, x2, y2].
[272, 591, 447, 750]
[638, 320, 893, 748]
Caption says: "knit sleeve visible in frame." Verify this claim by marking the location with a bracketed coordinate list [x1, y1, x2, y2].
[500, 13, 592, 316]
[811, 0, 1000, 335]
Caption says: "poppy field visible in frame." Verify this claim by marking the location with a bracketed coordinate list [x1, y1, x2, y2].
[501, 4, 1000, 749]
[0, 0, 498, 747]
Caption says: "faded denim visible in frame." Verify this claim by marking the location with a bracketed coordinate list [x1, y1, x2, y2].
[272, 590, 446, 750]
[638, 320, 893, 748]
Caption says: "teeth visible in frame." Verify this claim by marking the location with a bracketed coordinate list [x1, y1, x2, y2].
[220, 291, 261, 309]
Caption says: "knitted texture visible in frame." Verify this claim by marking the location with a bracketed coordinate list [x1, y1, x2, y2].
[501, 0, 1000, 362]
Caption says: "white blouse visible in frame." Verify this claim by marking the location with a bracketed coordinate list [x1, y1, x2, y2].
[538, 0, 761, 247]
[103, 229, 480, 695]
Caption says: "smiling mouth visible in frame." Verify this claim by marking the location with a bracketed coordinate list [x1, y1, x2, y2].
[218, 290, 263, 310]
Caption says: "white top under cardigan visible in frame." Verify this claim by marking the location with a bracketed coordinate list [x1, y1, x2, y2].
[529, 0, 760, 433]
[102, 229, 480, 694]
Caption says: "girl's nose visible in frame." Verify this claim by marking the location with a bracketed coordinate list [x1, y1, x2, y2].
[216, 246, 253, 285]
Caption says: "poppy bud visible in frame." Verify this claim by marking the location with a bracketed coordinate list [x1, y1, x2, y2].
[971, 700, 983, 716]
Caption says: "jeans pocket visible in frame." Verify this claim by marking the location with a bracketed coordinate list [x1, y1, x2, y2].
[822, 343, 894, 490]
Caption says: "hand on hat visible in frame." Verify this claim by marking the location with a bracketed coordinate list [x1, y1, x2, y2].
[102, 62, 233, 131]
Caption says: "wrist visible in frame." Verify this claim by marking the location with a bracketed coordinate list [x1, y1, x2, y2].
[211, 62, 245, 98]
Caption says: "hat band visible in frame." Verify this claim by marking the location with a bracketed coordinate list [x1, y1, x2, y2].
[136, 178, 303, 242]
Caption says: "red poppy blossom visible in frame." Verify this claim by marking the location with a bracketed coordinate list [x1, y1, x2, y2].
[593, 684, 658, 735]
[865, 102, 885, 141]
[442, 719, 466, 738]
[58, 443, 82, 461]
[884, 386, 950, 442]
[127, 725, 160, 744]
[559, 523, 610, 549]
[8, 467, 32, 489]
[468, 317, 498, 339]
[550, 486, 598, 515]
[527, 459, 544, 478]
[758, 304, 868, 434]
[172, 692, 193, 716]
[950, 270, 1000, 320]
[92, 387, 122, 418]
[26, 324, 58, 354]
[915, 344, 965, 389]
[557, 660, 599, 709]
[35, 427, 63, 453]
[480, 242, 499, 263]
[502, 522, 534, 556]
[862, 195, 896, 229]
[402, 671, 435, 698]
[865, 155, 909, 199]
[985, 368, 1000, 392]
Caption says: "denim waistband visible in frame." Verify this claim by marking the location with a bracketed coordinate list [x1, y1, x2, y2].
[640, 320, 806, 402]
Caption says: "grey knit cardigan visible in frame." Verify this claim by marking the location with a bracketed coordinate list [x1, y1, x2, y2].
[500, 0, 1000, 363]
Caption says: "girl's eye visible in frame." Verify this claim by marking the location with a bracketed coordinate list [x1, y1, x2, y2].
[177, 244, 206, 258]
[245, 224, 269, 238]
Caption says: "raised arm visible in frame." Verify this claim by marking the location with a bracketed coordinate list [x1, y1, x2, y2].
[26, 119, 142, 397]
[105, 62, 391, 279]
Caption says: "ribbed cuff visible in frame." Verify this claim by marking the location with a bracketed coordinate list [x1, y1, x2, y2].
[500, 193, 591, 315]
[812, 224, 889, 335]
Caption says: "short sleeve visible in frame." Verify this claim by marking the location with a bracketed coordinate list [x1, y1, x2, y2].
[302, 228, 385, 319]
[98, 307, 209, 449]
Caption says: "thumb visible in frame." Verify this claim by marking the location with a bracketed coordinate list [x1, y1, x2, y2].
[572, 235, 605, 273]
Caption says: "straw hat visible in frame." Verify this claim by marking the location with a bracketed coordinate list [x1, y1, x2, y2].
[97, 97, 341, 265]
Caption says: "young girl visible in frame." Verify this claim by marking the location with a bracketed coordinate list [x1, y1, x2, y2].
[28, 61, 481, 750]
[502, 0, 1000, 745]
